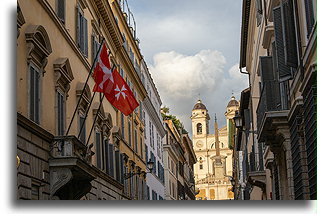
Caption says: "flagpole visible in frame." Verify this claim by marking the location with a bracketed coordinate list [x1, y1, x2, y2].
[85, 94, 105, 147]
[65, 38, 105, 136]
[77, 91, 97, 139]
[77, 63, 116, 142]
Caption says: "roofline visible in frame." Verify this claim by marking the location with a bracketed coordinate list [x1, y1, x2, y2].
[239, 0, 251, 69]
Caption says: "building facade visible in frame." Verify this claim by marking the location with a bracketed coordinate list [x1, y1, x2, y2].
[141, 60, 166, 200]
[17, 0, 158, 200]
[192, 99, 238, 200]
[163, 120, 197, 200]
[235, 0, 316, 200]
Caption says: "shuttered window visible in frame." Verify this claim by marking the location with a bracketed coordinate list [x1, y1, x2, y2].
[96, 132, 101, 169]
[121, 113, 125, 138]
[109, 144, 114, 177]
[77, 5, 88, 57]
[128, 120, 131, 146]
[115, 150, 120, 182]
[134, 128, 138, 153]
[120, 153, 125, 185]
[304, 0, 315, 38]
[273, 5, 293, 81]
[29, 65, 40, 124]
[79, 116, 86, 144]
[105, 139, 110, 174]
[57, 91, 65, 135]
[281, 0, 298, 68]
[92, 34, 100, 62]
[56, 0, 65, 23]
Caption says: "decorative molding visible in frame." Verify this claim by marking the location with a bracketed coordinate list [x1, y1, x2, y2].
[53, 58, 74, 97]
[25, 25, 52, 75]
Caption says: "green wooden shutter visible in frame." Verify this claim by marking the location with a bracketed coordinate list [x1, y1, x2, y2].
[96, 132, 101, 169]
[281, 0, 298, 68]
[83, 17, 88, 57]
[304, 0, 315, 38]
[105, 139, 110, 174]
[109, 144, 114, 177]
[57, 0, 65, 23]
[273, 6, 292, 81]
[76, 6, 81, 48]
[120, 153, 124, 184]
[115, 150, 120, 182]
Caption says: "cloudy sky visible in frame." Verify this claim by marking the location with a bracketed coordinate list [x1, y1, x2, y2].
[128, 0, 248, 135]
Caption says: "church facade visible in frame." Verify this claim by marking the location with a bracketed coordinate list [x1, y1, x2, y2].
[191, 98, 239, 200]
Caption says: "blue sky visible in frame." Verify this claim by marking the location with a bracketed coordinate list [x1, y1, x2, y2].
[128, 0, 248, 135]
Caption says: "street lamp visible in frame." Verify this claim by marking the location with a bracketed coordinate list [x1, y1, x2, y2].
[124, 160, 154, 179]
[233, 112, 243, 129]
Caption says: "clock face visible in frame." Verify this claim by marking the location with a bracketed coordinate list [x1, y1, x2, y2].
[196, 141, 203, 148]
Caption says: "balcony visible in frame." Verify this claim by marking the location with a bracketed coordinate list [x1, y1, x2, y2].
[49, 135, 96, 199]
[256, 80, 289, 144]
[246, 151, 266, 192]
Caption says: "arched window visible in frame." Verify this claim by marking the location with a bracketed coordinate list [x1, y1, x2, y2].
[197, 123, 202, 134]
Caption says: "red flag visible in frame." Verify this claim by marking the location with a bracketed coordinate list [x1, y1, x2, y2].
[104, 69, 139, 116]
[93, 43, 114, 93]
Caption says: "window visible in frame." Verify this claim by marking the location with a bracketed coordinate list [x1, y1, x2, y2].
[145, 144, 148, 162]
[25, 25, 51, 124]
[92, 33, 100, 62]
[304, 0, 315, 38]
[57, 91, 65, 135]
[54, 58, 73, 135]
[109, 144, 114, 177]
[128, 120, 131, 146]
[197, 123, 202, 134]
[95, 132, 101, 168]
[134, 128, 138, 153]
[140, 135, 143, 159]
[121, 113, 125, 138]
[120, 67, 125, 77]
[56, 0, 65, 23]
[199, 164, 203, 170]
[77, 5, 88, 57]
[79, 115, 86, 144]
[29, 64, 40, 124]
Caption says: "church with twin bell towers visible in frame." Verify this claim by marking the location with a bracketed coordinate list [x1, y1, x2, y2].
[191, 97, 239, 200]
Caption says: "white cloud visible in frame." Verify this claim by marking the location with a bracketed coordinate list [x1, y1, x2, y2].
[148, 50, 248, 136]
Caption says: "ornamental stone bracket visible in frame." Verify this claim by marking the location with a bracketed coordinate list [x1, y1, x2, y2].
[49, 135, 96, 200]
[111, 126, 122, 147]
[247, 171, 266, 192]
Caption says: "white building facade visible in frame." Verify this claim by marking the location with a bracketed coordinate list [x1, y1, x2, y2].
[140, 60, 165, 200]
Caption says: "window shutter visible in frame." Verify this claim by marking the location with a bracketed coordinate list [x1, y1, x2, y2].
[57, 0, 65, 23]
[83, 17, 88, 57]
[281, 0, 298, 68]
[109, 144, 114, 177]
[79, 116, 86, 144]
[120, 153, 124, 184]
[273, 6, 292, 81]
[105, 139, 109, 174]
[115, 150, 120, 182]
[96, 132, 101, 169]
[76, 6, 81, 48]
[259, 56, 281, 111]
[34, 70, 40, 124]
[304, 0, 315, 37]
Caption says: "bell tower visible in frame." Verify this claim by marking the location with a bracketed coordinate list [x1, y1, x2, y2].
[225, 96, 240, 149]
[191, 99, 210, 143]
